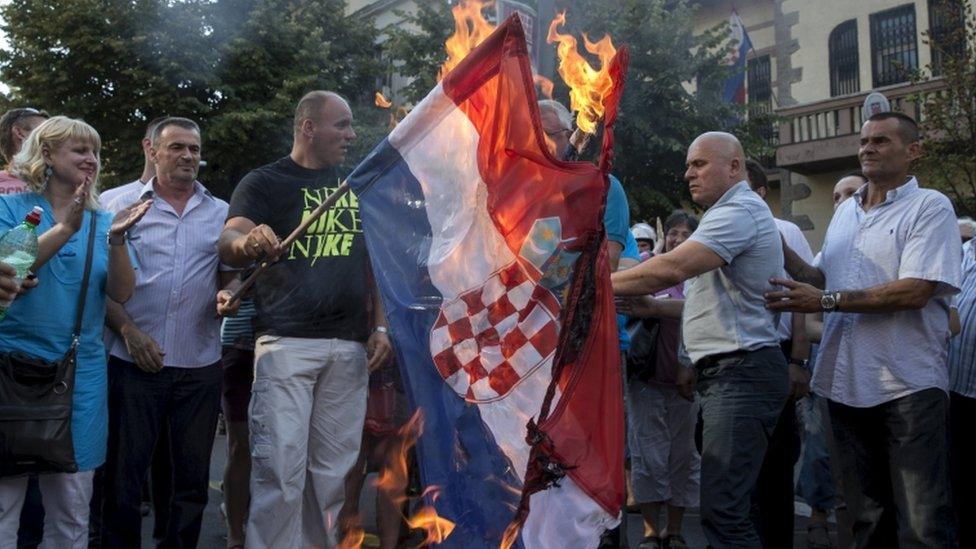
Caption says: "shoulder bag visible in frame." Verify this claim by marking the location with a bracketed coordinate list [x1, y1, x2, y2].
[0, 211, 97, 477]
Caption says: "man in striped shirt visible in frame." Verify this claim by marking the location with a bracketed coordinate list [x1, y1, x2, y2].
[947, 236, 976, 547]
[102, 117, 239, 547]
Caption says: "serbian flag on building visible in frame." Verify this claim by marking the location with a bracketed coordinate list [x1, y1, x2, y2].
[721, 8, 753, 104]
[347, 14, 627, 549]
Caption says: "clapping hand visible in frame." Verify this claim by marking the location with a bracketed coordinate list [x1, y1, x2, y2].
[62, 177, 93, 234]
[110, 199, 153, 238]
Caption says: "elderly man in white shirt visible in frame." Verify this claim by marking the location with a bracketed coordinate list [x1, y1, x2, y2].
[766, 111, 961, 548]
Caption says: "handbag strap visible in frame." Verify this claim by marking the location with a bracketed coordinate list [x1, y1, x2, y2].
[69, 211, 97, 351]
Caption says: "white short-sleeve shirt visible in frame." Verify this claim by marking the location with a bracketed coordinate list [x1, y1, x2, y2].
[815, 177, 962, 407]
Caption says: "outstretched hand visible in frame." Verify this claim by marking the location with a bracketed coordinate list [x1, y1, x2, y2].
[764, 278, 823, 313]
[110, 199, 153, 237]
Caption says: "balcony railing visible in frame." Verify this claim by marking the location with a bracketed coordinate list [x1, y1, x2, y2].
[774, 79, 944, 173]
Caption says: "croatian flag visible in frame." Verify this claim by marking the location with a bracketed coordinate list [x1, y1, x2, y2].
[347, 15, 625, 549]
[722, 9, 753, 104]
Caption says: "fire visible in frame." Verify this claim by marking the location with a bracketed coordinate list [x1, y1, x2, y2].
[439, 0, 496, 81]
[500, 520, 521, 549]
[337, 525, 364, 549]
[407, 505, 456, 545]
[547, 11, 618, 134]
[406, 487, 456, 545]
[374, 409, 423, 500]
[375, 91, 393, 109]
[372, 410, 457, 546]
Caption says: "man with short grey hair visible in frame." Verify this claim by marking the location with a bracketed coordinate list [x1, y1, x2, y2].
[613, 131, 787, 548]
[766, 111, 960, 547]
[102, 116, 236, 547]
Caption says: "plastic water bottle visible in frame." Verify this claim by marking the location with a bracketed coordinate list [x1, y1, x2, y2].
[0, 206, 42, 320]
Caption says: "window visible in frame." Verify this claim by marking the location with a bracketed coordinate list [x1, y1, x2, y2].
[829, 20, 860, 96]
[928, 0, 966, 75]
[747, 55, 772, 115]
[870, 5, 918, 87]
[747, 55, 776, 165]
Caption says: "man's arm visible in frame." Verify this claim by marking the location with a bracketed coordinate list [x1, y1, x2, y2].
[612, 240, 725, 296]
[607, 241, 623, 272]
[783, 239, 825, 289]
[105, 299, 165, 372]
[766, 277, 939, 314]
[219, 217, 280, 268]
[366, 264, 393, 372]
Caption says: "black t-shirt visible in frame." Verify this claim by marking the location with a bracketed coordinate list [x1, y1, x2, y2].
[228, 156, 369, 341]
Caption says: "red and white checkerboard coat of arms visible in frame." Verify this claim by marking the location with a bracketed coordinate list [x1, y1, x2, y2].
[430, 260, 561, 402]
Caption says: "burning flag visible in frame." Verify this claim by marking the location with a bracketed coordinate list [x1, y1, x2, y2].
[347, 14, 628, 548]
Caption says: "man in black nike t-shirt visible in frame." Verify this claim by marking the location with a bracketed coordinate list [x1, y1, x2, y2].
[219, 91, 392, 548]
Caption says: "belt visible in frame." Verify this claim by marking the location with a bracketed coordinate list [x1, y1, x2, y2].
[694, 350, 749, 370]
[694, 345, 780, 369]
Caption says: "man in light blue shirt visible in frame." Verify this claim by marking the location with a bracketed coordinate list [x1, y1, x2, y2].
[767, 112, 960, 547]
[613, 132, 786, 548]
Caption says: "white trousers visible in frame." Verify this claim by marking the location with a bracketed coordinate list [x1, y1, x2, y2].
[245, 336, 368, 549]
[0, 471, 95, 549]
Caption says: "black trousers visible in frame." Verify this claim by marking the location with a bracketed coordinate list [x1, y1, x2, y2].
[830, 389, 956, 548]
[751, 396, 800, 548]
[749, 342, 801, 549]
[950, 391, 975, 548]
[102, 357, 222, 548]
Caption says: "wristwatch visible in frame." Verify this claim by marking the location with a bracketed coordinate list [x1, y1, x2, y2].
[108, 232, 126, 246]
[820, 291, 841, 312]
[788, 358, 809, 370]
[373, 326, 389, 334]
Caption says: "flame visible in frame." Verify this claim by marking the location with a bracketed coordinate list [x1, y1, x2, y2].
[500, 520, 521, 549]
[547, 11, 617, 134]
[375, 91, 393, 109]
[337, 525, 364, 549]
[534, 75, 554, 99]
[371, 410, 456, 546]
[374, 409, 423, 501]
[439, 0, 496, 81]
[406, 505, 456, 544]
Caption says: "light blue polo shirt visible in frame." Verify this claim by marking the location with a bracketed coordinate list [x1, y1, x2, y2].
[683, 181, 783, 364]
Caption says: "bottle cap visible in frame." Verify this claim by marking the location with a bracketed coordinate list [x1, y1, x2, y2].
[25, 206, 42, 226]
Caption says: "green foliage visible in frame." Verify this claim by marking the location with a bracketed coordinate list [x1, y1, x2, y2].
[381, 2, 455, 104]
[0, 0, 384, 198]
[0, 0, 220, 183]
[911, 0, 976, 217]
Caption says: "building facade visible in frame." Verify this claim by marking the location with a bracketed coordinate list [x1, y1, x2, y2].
[351, 0, 968, 248]
[696, 0, 968, 248]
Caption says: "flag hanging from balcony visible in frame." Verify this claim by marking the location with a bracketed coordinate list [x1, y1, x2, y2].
[347, 13, 627, 549]
[722, 8, 753, 104]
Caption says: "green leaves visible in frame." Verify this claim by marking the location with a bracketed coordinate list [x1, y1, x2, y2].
[0, 0, 384, 198]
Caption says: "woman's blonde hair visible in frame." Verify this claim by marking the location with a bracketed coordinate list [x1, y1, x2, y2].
[11, 116, 102, 210]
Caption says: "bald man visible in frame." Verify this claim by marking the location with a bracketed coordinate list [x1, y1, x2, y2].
[613, 132, 787, 548]
[220, 91, 392, 548]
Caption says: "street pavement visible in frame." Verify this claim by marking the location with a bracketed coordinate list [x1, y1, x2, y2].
[142, 432, 837, 548]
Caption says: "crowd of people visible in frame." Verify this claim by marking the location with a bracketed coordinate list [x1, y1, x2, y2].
[0, 89, 969, 549]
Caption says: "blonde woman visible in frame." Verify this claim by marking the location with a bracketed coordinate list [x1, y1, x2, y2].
[0, 116, 150, 548]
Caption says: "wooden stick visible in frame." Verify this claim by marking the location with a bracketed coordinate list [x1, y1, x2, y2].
[225, 181, 351, 308]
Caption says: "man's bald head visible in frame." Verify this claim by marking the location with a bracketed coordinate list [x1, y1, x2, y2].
[685, 131, 747, 207]
[294, 91, 346, 134]
[291, 90, 356, 168]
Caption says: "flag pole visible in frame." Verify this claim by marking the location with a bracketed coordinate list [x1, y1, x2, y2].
[224, 181, 351, 309]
